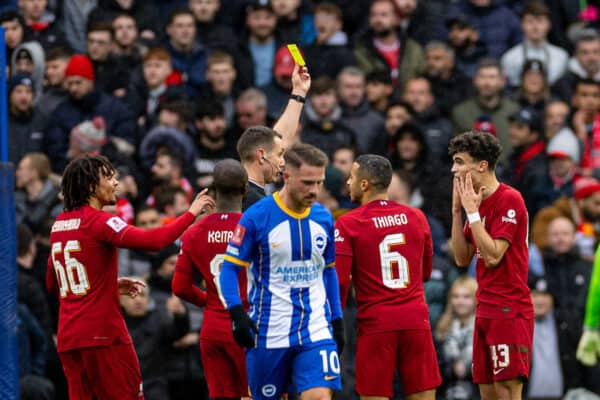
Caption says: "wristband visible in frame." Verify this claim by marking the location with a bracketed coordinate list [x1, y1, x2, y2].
[467, 212, 481, 224]
[290, 94, 306, 104]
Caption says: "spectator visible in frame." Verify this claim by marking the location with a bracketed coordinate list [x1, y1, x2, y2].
[529, 128, 582, 213]
[148, 244, 207, 400]
[260, 46, 295, 122]
[542, 217, 592, 317]
[545, 100, 572, 140]
[238, 1, 280, 87]
[86, 20, 129, 96]
[193, 100, 237, 188]
[59, 0, 98, 53]
[571, 80, 600, 177]
[435, 276, 478, 400]
[197, 51, 239, 128]
[301, 76, 355, 158]
[532, 177, 600, 260]
[119, 205, 163, 278]
[451, 58, 520, 163]
[21, 0, 66, 50]
[303, 2, 355, 80]
[16, 224, 53, 339]
[388, 122, 453, 232]
[17, 303, 55, 400]
[337, 66, 386, 155]
[502, 108, 548, 216]
[15, 153, 61, 233]
[513, 60, 551, 114]
[7, 74, 46, 166]
[111, 13, 144, 68]
[271, 0, 315, 45]
[45, 54, 136, 172]
[121, 283, 189, 400]
[553, 29, 600, 103]
[89, 0, 160, 41]
[0, 11, 28, 64]
[126, 47, 184, 130]
[446, 0, 522, 60]
[353, 0, 424, 90]
[234, 88, 269, 137]
[393, 0, 441, 47]
[37, 46, 71, 117]
[146, 148, 194, 204]
[402, 76, 453, 162]
[383, 100, 415, 155]
[528, 275, 596, 399]
[189, 0, 238, 55]
[501, 1, 568, 88]
[11, 42, 45, 99]
[445, 13, 488, 79]
[165, 8, 208, 93]
[365, 70, 394, 115]
[423, 40, 473, 117]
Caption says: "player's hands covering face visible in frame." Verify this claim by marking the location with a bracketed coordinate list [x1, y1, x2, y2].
[455, 173, 485, 214]
[118, 277, 146, 298]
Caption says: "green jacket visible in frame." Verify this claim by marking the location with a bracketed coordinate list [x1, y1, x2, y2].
[353, 32, 424, 91]
[451, 96, 520, 162]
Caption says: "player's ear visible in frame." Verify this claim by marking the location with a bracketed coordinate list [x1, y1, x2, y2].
[479, 160, 488, 172]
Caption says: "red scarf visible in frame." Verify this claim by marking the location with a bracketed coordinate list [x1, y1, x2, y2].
[28, 21, 49, 32]
[582, 113, 600, 170]
[514, 140, 545, 180]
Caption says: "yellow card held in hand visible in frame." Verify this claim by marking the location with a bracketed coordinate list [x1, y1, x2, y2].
[287, 44, 306, 66]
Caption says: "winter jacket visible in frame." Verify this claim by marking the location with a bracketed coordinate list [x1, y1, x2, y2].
[303, 42, 356, 80]
[17, 304, 47, 377]
[451, 96, 520, 163]
[552, 58, 600, 104]
[60, 0, 98, 52]
[340, 100, 386, 155]
[45, 90, 136, 172]
[353, 29, 424, 91]
[301, 102, 355, 159]
[14, 180, 62, 233]
[414, 105, 454, 163]
[8, 109, 46, 166]
[124, 308, 189, 400]
[165, 41, 209, 93]
[500, 141, 549, 218]
[11, 42, 45, 99]
[425, 68, 474, 117]
[17, 265, 52, 337]
[26, 11, 68, 51]
[89, 0, 160, 37]
[446, 0, 522, 59]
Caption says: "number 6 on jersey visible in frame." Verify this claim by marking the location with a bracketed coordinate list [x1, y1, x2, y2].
[379, 233, 410, 289]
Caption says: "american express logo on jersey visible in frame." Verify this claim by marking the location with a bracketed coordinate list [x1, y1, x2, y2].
[274, 263, 321, 284]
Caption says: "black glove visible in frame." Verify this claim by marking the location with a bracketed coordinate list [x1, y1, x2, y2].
[229, 304, 258, 348]
[331, 317, 345, 355]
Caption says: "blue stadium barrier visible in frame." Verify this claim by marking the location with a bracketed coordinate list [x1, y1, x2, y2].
[0, 163, 17, 399]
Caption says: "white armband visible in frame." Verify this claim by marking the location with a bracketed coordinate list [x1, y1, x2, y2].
[467, 212, 481, 225]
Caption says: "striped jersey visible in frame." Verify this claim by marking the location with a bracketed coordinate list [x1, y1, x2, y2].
[222, 192, 336, 349]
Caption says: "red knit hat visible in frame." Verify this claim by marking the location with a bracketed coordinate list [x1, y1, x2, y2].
[574, 177, 600, 200]
[65, 54, 95, 81]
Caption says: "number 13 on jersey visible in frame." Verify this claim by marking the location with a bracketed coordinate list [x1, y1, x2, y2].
[379, 233, 410, 289]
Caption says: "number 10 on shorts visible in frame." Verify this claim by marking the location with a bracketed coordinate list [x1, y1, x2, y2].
[319, 350, 340, 374]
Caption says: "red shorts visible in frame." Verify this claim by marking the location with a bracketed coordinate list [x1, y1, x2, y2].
[59, 343, 143, 400]
[355, 330, 441, 397]
[200, 338, 249, 398]
[472, 316, 533, 384]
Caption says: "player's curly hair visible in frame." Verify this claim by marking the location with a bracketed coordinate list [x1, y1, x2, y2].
[448, 130, 503, 170]
[61, 155, 115, 211]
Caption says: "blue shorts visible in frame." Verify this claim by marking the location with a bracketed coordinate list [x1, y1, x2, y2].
[246, 339, 342, 399]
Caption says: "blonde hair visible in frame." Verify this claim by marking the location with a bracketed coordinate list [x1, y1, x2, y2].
[435, 275, 477, 341]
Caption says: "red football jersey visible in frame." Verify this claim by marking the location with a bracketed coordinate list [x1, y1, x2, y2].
[335, 200, 433, 335]
[48, 206, 133, 352]
[464, 183, 534, 319]
[177, 212, 248, 342]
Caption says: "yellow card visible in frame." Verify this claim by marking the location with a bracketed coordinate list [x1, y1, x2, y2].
[287, 44, 306, 66]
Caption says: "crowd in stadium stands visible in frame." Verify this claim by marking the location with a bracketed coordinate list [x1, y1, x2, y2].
[5, 0, 600, 398]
